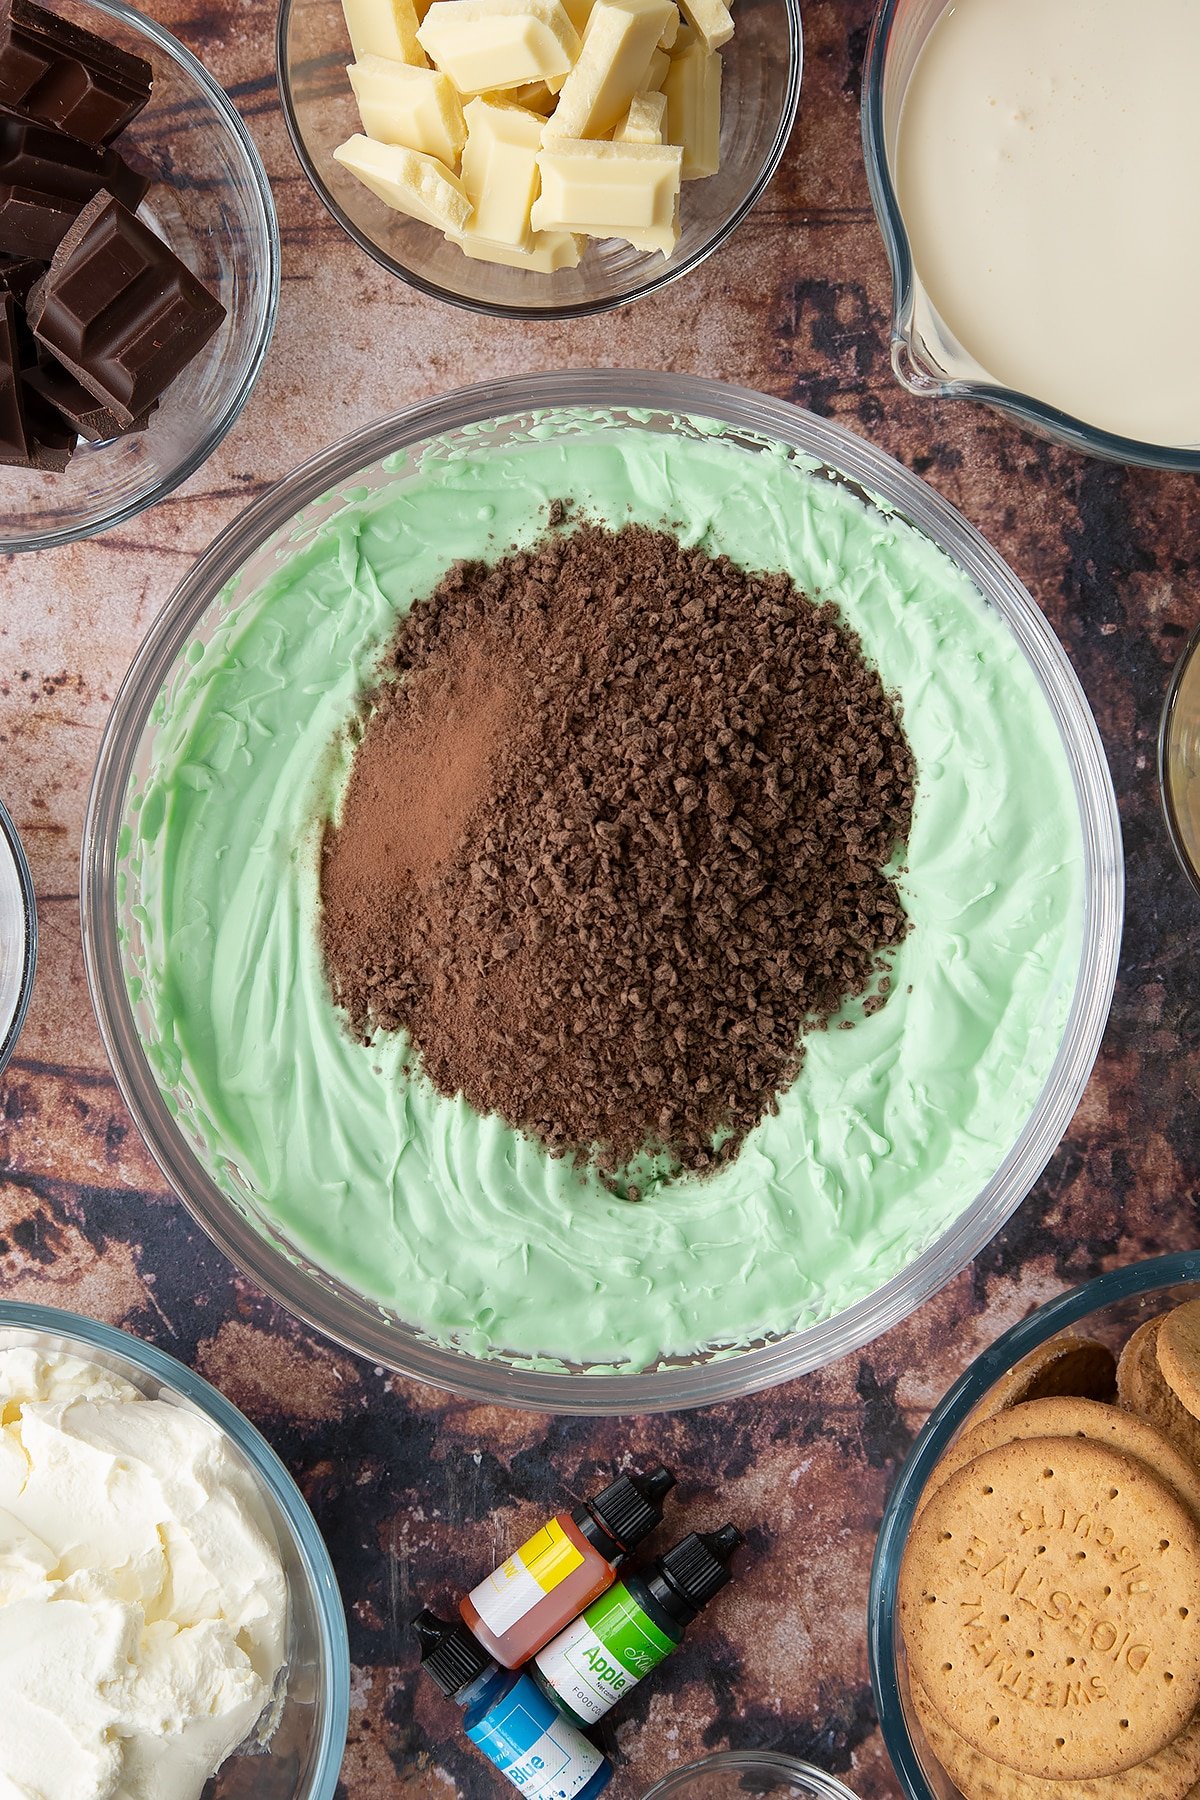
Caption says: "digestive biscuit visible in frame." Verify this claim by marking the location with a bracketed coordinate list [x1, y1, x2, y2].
[966, 1336, 1117, 1428]
[899, 1436, 1200, 1779]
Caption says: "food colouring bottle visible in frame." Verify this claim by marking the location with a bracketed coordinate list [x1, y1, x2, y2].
[530, 1524, 744, 1727]
[459, 1464, 676, 1668]
[413, 1609, 612, 1800]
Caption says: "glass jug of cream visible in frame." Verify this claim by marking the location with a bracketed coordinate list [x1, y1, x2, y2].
[864, 0, 1200, 463]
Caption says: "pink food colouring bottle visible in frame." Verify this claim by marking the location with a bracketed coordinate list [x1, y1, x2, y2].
[459, 1465, 676, 1668]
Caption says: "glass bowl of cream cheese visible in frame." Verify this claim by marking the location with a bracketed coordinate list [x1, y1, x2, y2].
[863, 0, 1200, 469]
[0, 1302, 350, 1800]
[81, 370, 1123, 1413]
[869, 1252, 1200, 1800]
[0, 797, 36, 1077]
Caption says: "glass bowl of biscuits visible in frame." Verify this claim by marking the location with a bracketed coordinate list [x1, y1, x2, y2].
[870, 1251, 1200, 1799]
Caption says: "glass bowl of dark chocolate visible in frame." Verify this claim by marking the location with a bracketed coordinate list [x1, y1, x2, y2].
[275, 0, 801, 319]
[83, 372, 1122, 1413]
[0, 0, 278, 552]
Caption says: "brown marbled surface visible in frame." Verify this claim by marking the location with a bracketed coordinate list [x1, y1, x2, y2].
[1, 3, 1199, 1796]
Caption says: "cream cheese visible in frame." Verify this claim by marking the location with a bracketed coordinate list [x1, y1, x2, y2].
[0, 1346, 288, 1800]
[127, 413, 1085, 1371]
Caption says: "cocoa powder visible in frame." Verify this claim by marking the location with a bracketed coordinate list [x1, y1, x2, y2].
[322, 642, 513, 966]
[321, 520, 915, 1181]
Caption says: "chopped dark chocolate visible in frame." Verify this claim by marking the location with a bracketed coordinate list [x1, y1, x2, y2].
[0, 285, 31, 461]
[323, 522, 916, 1178]
[0, 0, 152, 145]
[0, 105, 147, 257]
[24, 352, 150, 439]
[26, 190, 225, 426]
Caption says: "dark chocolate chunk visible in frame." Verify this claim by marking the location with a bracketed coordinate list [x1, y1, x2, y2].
[20, 365, 72, 466]
[27, 189, 225, 426]
[0, 284, 31, 461]
[0, 245, 40, 302]
[0, 105, 147, 256]
[24, 352, 151, 440]
[0, 248, 41, 363]
[0, 0, 152, 145]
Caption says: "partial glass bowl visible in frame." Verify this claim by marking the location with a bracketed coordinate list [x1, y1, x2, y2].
[1160, 624, 1200, 897]
[275, 0, 801, 318]
[0, 796, 36, 1077]
[0, 1301, 349, 1800]
[82, 370, 1122, 1414]
[861, 0, 1200, 471]
[869, 1253, 1200, 1800]
[0, 0, 279, 553]
[642, 1751, 860, 1798]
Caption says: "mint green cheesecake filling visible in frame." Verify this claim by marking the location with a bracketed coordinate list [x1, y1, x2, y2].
[128, 415, 1084, 1370]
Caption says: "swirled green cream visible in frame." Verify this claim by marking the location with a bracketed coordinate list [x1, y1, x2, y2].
[129, 414, 1084, 1370]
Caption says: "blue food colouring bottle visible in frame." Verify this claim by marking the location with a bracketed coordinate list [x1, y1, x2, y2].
[414, 1609, 613, 1800]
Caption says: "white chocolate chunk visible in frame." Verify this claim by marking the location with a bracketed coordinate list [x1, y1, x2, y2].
[546, 0, 676, 139]
[664, 35, 721, 178]
[341, 0, 427, 63]
[658, 5, 680, 45]
[533, 137, 682, 247]
[676, 0, 731, 50]
[448, 226, 584, 269]
[460, 98, 544, 247]
[606, 201, 678, 255]
[613, 89, 666, 142]
[499, 79, 559, 111]
[347, 57, 467, 163]
[643, 46, 670, 89]
[333, 134, 472, 230]
[417, 0, 580, 93]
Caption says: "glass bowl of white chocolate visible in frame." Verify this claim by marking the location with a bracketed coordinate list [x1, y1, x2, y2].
[0, 1302, 350, 1800]
[275, 0, 802, 316]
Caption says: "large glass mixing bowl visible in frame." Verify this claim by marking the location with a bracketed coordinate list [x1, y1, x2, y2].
[82, 372, 1123, 1413]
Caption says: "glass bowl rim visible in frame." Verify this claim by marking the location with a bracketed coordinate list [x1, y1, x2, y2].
[640, 1749, 862, 1797]
[1, 0, 282, 555]
[860, 0, 1200, 473]
[0, 1298, 351, 1800]
[273, 0, 803, 321]
[0, 794, 36, 1078]
[1158, 621, 1200, 901]
[81, 368, 1123, 1414]
[867, 1250, 1200, 1800]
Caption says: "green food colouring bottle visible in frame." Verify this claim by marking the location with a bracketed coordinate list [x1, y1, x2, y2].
[530, 1524, 744, 1727]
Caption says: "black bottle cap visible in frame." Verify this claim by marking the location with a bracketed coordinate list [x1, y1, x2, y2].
[413, 1608, 492, 1699]
[588, 1464, 676, 1554]
[658, 1524, 744, 1623]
